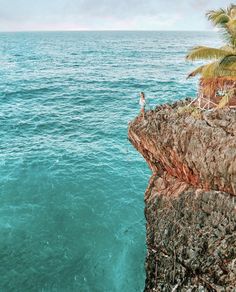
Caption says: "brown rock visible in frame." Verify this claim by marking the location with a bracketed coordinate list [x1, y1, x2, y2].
[128, 101, 236, 291]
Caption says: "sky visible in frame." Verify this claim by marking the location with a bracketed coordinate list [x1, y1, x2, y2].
[0, 0, 232, 31]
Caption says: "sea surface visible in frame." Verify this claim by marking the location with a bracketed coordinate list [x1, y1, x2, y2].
[0, 31, 221, 292]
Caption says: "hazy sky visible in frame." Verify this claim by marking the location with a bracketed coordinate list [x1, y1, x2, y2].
[0, 0, 232, 31]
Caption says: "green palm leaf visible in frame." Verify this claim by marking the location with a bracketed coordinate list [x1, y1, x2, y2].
[220, 45, 235, 51]
[187, 65, 205, 79]
[186, 4, 236, 79]
[220, 55, 236, 65]
[202, 60, 236, 78]
[206, 9, 229, 26]
[186, 46, 231, 61]
[188, 59, 236, 79]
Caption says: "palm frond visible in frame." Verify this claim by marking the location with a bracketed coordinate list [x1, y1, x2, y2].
[206, 9, 229, 26]
[220, 27, 236, 48]
[219, 55, 236, 71]
[187, 65, 205, 79]
[188, 58, 236, 79]
[228, 4, 236, 17]
[186, 46, 231, 61]
[201, 60, 236, 78]
[225, 19, 236, 44]
[188, 62, 224, 78]
[220, 54, 236, 65]
[206, 5, 236, 47]
[220, 45, 235, 52]
[186, 4, 236, 79]
[200, 62, 220, 78]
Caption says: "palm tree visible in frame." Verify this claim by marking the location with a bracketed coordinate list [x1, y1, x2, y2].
[186, 4, 236, 78]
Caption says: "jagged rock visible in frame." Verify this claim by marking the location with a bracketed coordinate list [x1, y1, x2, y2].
[128, 101, 236, 291]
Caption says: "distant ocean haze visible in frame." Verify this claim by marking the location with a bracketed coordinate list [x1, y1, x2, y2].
[0, 31, 221, 291]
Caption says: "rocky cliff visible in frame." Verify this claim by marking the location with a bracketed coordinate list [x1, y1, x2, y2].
[128, 100, 236, 291]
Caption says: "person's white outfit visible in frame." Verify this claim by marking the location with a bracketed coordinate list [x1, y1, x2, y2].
[139, 97, 146, 109]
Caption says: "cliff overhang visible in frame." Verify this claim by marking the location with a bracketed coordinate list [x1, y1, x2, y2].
[129, 101, 236, 197]
[128, 100, 236, 290]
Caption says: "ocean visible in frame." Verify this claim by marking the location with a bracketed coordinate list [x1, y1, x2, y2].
[0, 31, 221, 291]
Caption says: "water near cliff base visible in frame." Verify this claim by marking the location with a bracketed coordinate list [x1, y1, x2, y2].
[0, 31, 221, 291]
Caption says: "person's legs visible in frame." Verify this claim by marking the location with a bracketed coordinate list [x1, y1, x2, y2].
[142, 108, 145, 118]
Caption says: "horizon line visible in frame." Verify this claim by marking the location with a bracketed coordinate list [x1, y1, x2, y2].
[0, 29, 215, 33]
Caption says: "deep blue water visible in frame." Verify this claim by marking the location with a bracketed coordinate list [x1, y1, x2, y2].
[0, 31, 221, 291]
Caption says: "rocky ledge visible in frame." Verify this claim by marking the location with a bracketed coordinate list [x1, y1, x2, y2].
[128, 100, 236, 291]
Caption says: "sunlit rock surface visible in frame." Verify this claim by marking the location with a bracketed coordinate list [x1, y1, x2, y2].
[128, 101, 236, 291]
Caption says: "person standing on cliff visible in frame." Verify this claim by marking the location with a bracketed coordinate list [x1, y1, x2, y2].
[139, 92, 146, 119]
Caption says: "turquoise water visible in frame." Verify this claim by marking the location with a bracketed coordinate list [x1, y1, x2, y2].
[0, 31, 220, 291]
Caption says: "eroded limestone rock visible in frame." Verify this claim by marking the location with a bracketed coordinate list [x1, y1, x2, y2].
[128, 101, 236, 291]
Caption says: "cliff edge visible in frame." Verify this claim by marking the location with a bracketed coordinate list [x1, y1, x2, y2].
[128, 101, 236, 291]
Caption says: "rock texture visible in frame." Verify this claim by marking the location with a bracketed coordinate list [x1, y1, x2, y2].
[128, 101, 236, 291]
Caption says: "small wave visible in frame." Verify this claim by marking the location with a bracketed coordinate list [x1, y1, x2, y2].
[3, 86, 61, 98]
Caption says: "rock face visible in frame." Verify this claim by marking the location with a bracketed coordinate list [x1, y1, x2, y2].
[128, 101, 236, 291]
